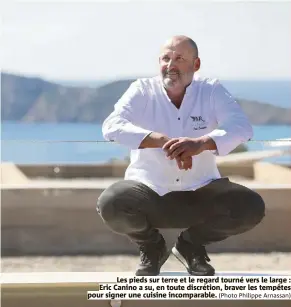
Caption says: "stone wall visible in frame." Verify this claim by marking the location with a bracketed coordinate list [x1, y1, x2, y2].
[15, 162, 255, 179]
[254, 161, 291, 184]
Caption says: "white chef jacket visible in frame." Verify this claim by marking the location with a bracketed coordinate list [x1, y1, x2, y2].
[102, 75, 253, 196]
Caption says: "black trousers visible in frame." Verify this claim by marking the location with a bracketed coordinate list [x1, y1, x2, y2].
[96, 178, 265, 245]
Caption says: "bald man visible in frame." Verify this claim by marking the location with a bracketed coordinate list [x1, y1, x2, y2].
[97, 36, 265, 276]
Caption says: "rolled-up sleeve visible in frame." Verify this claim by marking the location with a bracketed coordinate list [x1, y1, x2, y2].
[102, 80, 153, 149]
[206, 81, 253, 156]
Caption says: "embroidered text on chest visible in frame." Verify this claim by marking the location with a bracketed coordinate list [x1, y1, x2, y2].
[190, 116, 207, 130]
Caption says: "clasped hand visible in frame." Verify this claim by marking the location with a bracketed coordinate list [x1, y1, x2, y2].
[162, 137, 205, 170]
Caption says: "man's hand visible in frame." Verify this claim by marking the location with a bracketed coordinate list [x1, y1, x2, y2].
[162, 136, 217, 160]
[175, 155, 192, 170]
[139, 132, 193, 170]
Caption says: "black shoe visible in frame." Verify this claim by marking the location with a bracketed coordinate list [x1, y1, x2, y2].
[172, 236, 215, 276]
[135, 237, 169, 276]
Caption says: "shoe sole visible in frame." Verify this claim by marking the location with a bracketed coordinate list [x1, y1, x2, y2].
[172, 246, 215, 276]
[135, 249, 171, 276]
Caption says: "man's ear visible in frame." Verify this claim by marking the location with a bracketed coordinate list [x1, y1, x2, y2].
[194, 57, 201, 71]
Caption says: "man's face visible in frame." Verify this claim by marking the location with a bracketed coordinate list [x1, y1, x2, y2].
[159, 39, 200, 90]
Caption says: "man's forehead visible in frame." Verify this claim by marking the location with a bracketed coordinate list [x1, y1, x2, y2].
[160, 46, 193, 56]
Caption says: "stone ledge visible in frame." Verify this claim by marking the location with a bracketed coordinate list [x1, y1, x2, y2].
[2, 272, 291, 307]
[3, 294, 291, 307]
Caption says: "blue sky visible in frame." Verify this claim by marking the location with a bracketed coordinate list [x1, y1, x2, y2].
[2, 0, 291, 81]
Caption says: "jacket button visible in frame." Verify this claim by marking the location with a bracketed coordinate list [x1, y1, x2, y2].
[178, 117, 180, 120]
[176, 179, 179, 182]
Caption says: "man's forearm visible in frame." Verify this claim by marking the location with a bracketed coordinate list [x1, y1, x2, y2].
[139, 132, 170, 149]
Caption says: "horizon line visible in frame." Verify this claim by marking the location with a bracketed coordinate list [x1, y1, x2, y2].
[2, 70, 291, 83]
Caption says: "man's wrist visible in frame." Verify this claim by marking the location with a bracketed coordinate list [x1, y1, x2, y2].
[199, 136, 217, 151]
[158, 134, 171, 148]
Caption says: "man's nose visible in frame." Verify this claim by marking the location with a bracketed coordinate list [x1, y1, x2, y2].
[167, 59, 175, 69]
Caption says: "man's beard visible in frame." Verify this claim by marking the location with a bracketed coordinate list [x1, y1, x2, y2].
[162, 70, 194, 90]
[162, 72, 182, 89]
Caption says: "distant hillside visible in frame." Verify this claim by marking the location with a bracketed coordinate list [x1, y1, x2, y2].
[1, 72, 290, 125]
[52, 79, 110, 88]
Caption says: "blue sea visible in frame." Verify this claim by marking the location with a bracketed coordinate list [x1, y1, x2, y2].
[1, 122, 290, 165]
[1, 79, 290, 165]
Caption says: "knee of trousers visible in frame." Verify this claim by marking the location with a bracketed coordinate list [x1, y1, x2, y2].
[96, 182, 148, 234]
[231, 190, 266, 230]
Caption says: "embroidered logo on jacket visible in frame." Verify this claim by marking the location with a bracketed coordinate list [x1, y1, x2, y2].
[190, 116, 207, 130]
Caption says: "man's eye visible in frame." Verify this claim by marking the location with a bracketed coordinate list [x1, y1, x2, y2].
[176, 56, 184, 61]
[162, 56, 170, 61]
